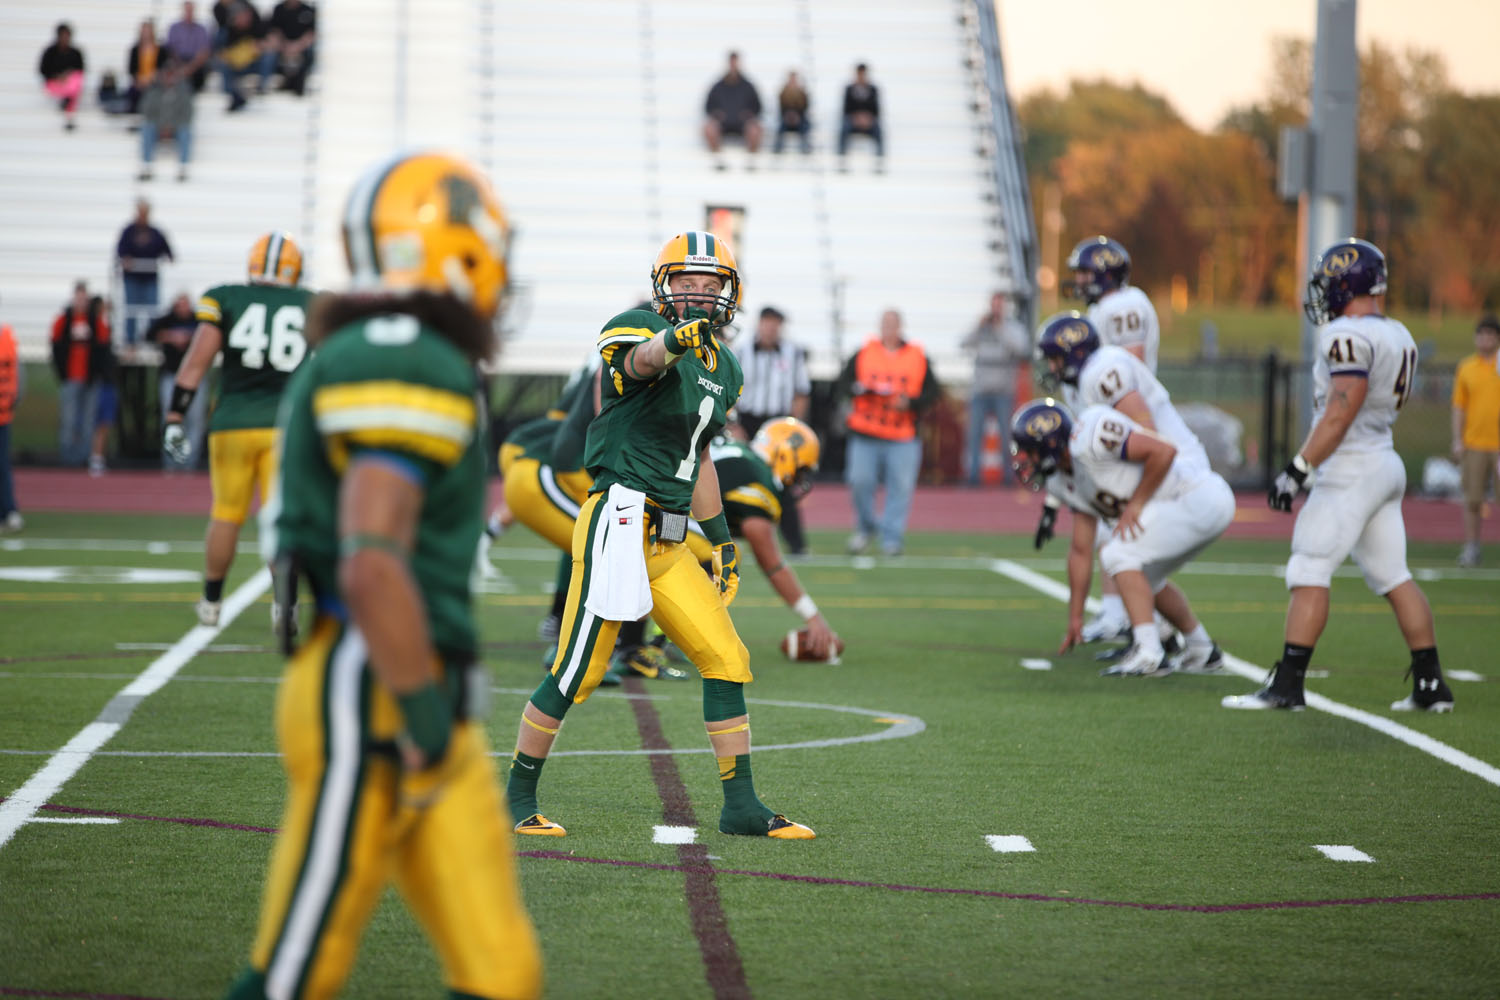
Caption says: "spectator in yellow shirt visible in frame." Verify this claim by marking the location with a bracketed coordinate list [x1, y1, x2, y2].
[1451, 313, 1500, 566]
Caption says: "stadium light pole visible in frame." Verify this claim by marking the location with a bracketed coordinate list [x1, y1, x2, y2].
[1279, 0, 1358, 434]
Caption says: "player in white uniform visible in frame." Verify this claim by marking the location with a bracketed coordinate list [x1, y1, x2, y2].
[1224, 239, 1454, 712]
[1011, 398, 1234, 676]
[1068, 235, 1160, 373]
[1035, 311, 1207, 647]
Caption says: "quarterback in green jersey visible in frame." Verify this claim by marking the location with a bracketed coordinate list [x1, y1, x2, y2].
[222, 152, 541, 1000]
[505, 231, 816, 840]
[164, 231, 313, 630]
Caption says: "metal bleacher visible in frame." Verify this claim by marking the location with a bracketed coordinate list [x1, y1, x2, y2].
[1, 0, 1028, 383]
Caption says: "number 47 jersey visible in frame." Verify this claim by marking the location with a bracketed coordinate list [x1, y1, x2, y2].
[1314, 313, 1419, 456]
[196, 282, 315, 432]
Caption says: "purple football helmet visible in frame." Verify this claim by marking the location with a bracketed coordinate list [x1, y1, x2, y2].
[1009, 398, 1073, 489]
[1066, 236, 1131, 305]
[1034, 310, 1100, 392]
[1304, 238, 1388, 324]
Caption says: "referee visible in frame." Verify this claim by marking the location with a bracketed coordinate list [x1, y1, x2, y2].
[735, 306, 812, 552]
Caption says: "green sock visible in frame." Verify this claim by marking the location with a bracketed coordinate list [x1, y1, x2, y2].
[506, 751, 547, 824]
[717, 753, 772, 829]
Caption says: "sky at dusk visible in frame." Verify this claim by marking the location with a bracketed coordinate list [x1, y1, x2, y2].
[996, 0, 1500, 131]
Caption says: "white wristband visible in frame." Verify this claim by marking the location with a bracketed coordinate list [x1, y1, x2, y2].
[793, 594, 818, 621]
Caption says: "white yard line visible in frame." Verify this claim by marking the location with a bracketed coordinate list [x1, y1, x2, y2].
[988, 558, 1500, 791]
[0, 568, 271, 850]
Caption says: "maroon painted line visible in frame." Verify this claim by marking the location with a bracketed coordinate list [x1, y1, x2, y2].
[621, 675, 750, 1000]
[0, 988, 177, 1000]
[26, 801, 278, 834]
[516, 849, 1500, 914]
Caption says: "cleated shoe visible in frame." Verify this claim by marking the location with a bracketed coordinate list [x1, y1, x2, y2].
[195, 599, 222, 627]
[1391, 671, 1454, 713]
[514, 813, 567, 837]
[720, 807, 815, 839]
[1093, 644, 1129, 663]
[1080, 612, 1130, 644]
[1100, 644, 1168, 677]
[1222, 686, 1305, 711]
[270, 602, 299, 641]
[1174, 642, 1224, 675]
[536, 613, 562, 641]
[613, 644, 688, 681]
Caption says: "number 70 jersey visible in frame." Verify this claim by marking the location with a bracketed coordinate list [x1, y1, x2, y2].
[196, 282, 315, 432]
[1313, 313, 1419, 455]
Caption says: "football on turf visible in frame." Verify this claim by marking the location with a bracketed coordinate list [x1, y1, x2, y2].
[780, 629, 845, 664]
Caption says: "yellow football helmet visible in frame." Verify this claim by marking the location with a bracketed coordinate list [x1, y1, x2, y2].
[651, 230, 741, 325]
[247, 231, 303, 286]
[751, 417, 820, 499]
[341, 151, 511, 318]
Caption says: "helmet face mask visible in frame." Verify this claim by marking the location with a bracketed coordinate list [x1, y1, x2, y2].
[1008, 399, 1072, 490]
[1034, 311, 1100, 388]
[1304, 238, 1387, 325]
[341, 151, 511, 321]
[1066, 236, 1131, 306]
[750, 416, 820, 500]
[651, 231, 741, 326]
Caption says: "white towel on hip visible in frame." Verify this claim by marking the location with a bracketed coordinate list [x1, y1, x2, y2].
[583, 483, 653, 621]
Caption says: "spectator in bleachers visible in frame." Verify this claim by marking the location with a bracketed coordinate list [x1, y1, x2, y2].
[146, 294, 207, 471]
[115, 200, 175, 344]
[836, 309, 939, 556]
[38, 22, 86, 132]
[774, 70, 811, 155]
[838, 63, 884, 169]
[138, 55, 196, 183]
[263, 0, 317, 97]
[166, 2, 214, 92]
[98, 70, 132, 115]
[0, 305, 20, 533]
[704, 51, 763, 165]
[961, 291, 1030, 485]
[126, 19, 160, 115]
[50, 282, 113, 467]
[215, 1, 272, 112]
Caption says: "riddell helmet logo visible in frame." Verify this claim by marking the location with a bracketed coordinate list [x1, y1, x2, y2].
[683, 254, 719, 267]
[1026, 410, 1062, 437]
[1321, 247, 1360, 276]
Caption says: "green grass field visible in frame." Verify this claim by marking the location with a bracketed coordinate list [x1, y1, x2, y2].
[2, 511, 1498, 998]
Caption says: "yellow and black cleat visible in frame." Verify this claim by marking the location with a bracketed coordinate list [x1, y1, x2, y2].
[614, 644, 688, 681]
[514, 813, 567, 837]
[766, 814, 816, 840]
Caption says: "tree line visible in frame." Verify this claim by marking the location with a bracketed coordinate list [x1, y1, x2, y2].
[1019, 39, 1500, 319]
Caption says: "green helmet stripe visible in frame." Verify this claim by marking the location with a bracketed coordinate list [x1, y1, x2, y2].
[686, 231, 697, 256]
[264, 231, 284, 281]
[705, 232, 716, 257]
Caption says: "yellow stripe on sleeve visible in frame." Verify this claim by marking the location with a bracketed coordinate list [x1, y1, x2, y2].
[195, 296, 221, 323]
[724, 484, 782, 523]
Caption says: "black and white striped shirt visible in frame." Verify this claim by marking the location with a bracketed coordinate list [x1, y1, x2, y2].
[736, 338, 811, 418]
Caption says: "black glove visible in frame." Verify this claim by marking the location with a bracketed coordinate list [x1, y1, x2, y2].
[1034, 499, 1059, 550]
[1269, 455, 1311, 512]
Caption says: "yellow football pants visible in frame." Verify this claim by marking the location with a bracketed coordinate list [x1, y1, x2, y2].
[504, 457, 592, 552]
[246, 617, 542, 1000]
[209, 427, 278, 525]
[548, 493, 751, 705]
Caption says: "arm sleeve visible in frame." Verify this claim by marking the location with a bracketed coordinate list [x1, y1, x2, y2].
[195, 289, 224, 325]
[870, 85, 879, 117]
[1081, 409, 1137, 463]
[792, 346, 811, 395]
[313, 375, 478, 482]
[596, 321, 654, 383]
[1451, 365, 1468, 409]
[833, 352, 859, 400]
[1318, 324, 1375, 376]
[913, 359, 941, 414]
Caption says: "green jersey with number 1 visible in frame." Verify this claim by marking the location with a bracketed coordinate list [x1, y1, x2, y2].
[585, 309, 744, 512]
[196, 282, 315, 432]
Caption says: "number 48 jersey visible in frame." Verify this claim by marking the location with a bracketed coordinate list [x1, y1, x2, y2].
[196, 282, 314, 432]
[1047, 405, 1206, 521]
[1314, 313, 1418, 456]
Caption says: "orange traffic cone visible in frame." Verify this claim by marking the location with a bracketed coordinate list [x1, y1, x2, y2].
[980, 417, 1003, 485]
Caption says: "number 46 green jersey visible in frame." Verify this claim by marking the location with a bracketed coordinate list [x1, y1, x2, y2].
[196, 282, 315, 431]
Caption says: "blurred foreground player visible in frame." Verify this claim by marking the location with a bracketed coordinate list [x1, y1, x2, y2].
[223, 152, 542, 999]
